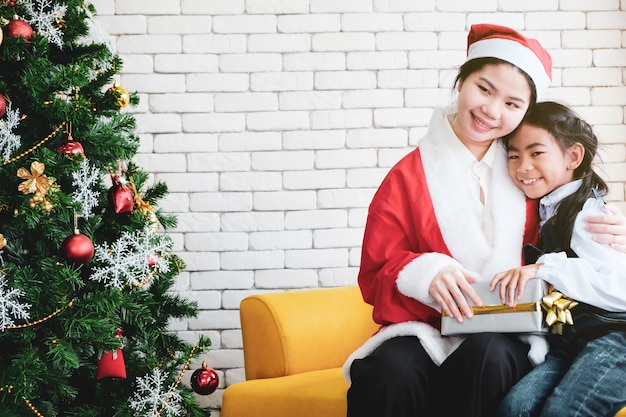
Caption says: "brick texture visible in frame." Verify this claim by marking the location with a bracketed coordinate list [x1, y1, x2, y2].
[93, 0, 626, 412]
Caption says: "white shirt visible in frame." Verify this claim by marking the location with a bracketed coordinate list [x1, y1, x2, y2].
[535, 181, 626, 312]
[447, 113, 497, 246]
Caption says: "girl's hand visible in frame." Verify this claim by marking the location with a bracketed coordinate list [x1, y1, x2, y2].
[429, 266, 483, 323]
[490, 264, 541, 307]
[585, 203, 626, 253]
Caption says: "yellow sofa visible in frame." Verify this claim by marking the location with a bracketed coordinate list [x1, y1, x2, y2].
[221, 286, 378, 417]
[220, 285, 626, 417]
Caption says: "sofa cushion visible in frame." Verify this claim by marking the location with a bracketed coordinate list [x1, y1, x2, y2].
[221, 368, 348, 417]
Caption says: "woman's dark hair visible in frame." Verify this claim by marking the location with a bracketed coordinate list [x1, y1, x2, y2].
[503, 101, 608, 251]
[454, 57, 538, 106]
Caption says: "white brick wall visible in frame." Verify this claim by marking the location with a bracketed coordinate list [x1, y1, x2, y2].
[94, 0, 626, 412]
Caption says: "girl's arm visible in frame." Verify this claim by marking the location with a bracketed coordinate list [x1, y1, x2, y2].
[538, 199, 626, 311]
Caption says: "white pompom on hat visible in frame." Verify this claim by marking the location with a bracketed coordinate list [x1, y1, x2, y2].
[466, 24, 552, 99]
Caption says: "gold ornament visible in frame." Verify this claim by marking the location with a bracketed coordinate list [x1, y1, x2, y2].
[17, 161, 51, 195]
[108, 84, 130, 109]
[0, 233, 6, 250]
[17, 161, 55, 210]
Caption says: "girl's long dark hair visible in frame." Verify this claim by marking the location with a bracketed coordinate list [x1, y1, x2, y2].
[503, 101, 608, 251]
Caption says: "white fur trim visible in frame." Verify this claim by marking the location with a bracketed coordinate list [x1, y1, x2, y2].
[518, 334, 549, 366]
[396, 253, 462, 310]
[342, 321, 464, 382]
[419, 106, 527, 282]
[343, 323, 547, 383]
[468, 38, 551, 99]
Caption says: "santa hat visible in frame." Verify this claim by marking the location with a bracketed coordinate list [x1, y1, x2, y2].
[466, 24, 552, 99]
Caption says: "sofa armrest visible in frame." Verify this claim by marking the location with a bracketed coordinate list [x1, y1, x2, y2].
[240, 286, 378, 380]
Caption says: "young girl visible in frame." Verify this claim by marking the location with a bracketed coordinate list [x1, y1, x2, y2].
[492, 101, 626, 417]
[344, 24, 626, 417]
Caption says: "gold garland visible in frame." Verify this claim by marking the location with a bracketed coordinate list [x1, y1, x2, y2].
[2, 122, 66, 166]
[4, 299, 75, 330]
[156, 345, 203, 417]
[0, 386, 44, 417]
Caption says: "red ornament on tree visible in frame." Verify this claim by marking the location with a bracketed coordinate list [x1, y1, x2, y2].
[108, 175, 133, 214]
[57, 134, 85, 157]
[96, 349, 126, 379]
[0, 95, 6, 118]
[190, 363, 219, 395]
[97, 329, 126, 379]
[6, 17, 34, 41]
[61, 230, 94, 265]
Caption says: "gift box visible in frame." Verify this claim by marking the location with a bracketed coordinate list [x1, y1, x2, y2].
[441, 279, 548, 336]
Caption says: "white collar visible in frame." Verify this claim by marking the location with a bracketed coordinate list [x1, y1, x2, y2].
[445, 111, 498, 168]
[539, 179, 583, 224]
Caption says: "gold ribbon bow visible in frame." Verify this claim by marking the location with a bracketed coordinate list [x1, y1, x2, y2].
[541, 285, 578, 334]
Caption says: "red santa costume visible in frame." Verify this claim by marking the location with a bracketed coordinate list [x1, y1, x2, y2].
[345, 23, 557, 417]
[342, 102, 542, 380]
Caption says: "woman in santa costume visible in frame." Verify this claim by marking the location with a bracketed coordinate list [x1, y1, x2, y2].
[344, 24, 626, 417]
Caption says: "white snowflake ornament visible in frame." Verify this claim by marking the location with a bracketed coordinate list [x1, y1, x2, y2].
[71, 159, 100, 218]
[25, 0, 68, 49]
[128, 368, 183, 417]
[0, 274, 31, 331]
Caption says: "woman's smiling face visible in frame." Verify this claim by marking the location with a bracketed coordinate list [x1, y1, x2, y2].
[452, 63, 532, 158]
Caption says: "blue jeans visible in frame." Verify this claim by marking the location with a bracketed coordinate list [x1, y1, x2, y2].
[497, 331, 626, 417]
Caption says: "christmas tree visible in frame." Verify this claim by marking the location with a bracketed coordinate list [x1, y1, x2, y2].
[0, 1, 213, 416]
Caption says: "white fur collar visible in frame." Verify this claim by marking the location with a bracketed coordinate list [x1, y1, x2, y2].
[418, 105, 527, 280]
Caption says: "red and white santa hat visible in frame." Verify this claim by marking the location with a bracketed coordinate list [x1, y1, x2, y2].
[466, 24, 552, 99]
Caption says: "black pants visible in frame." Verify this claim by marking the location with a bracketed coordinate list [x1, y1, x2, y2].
[347, 334, 533, 417]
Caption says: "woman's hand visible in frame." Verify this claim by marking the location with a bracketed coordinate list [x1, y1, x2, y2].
[490, 264, 541, 307]
[429, 266, 483, 323]
[585, 203, 626, 252]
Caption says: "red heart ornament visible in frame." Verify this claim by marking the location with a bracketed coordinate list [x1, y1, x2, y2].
[108, 176, 133, 214]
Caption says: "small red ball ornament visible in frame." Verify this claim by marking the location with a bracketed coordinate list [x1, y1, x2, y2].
[6, 18, 34, 41]
[61, 230, 94, 265]
[190, 363, 219, 395]
[57, 134, 85, 157]
[0, 95, 6, 118]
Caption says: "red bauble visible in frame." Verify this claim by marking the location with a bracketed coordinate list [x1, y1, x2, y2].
[108, 175, 133, 214]
[190, 363, 219, 395]
[96, 348, 126, 379]
[0, 95, 6, 118]
[6, 18, 34, 41]
[61, 231, 94, 265]
[57, 134, 85, 157]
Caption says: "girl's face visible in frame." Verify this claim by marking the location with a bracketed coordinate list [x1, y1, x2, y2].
[452, 63, 532, 158]
[506, 123, 584, 199]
